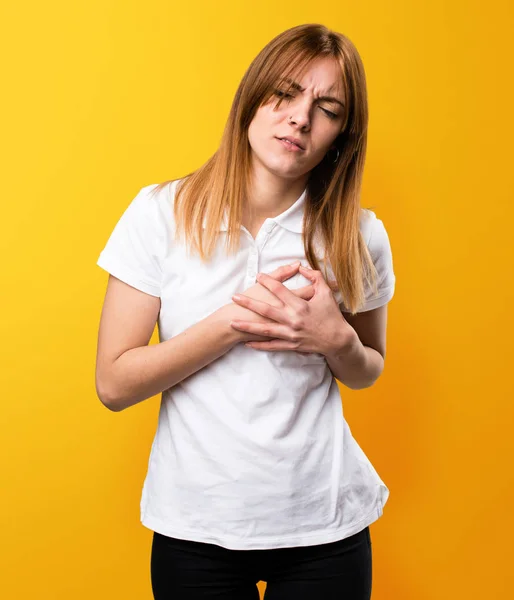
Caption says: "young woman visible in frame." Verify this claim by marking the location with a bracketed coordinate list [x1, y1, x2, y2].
[96, 23, 395, 600]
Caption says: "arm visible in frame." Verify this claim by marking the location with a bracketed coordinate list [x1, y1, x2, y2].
[103, 305, 239, 412]
[96, 263, 306, 412]
[325, 327, 384, 390]
[324, 305, 388, 390]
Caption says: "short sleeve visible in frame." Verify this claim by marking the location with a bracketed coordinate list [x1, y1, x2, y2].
[96, 183, 164, 297]
[339, 212, 396, 313]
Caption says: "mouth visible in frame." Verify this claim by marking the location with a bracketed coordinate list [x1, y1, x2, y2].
[276, 137, 305, 152]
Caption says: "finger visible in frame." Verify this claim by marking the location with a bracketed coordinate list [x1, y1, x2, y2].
[245, 341, 299, 351]
[267, 261, 301, 282]
[255, 272, 304, 308]
[245, 332, 276, 342]
[291, 284, 315, 301]
[230, 318, 292, 340]
[231, 293, 290, 325]
[298, 265, 339, 293]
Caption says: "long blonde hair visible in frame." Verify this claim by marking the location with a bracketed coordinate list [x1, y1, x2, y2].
[150, 23, 378, 315]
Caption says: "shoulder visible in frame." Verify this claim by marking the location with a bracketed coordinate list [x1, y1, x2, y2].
[143, 178, 181, 209]
[359, 208, 377, 244]
[359, 208, 392, 256]
[312, 208, 386, 259]
[141, 178, 186, 224]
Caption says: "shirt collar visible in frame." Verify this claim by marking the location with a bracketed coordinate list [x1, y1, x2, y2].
[203, 187, 307, 233]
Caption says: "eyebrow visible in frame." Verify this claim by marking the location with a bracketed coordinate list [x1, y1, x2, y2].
[282, 77, 345, 108]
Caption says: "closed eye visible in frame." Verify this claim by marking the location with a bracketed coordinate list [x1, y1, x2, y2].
[274, 90, 339, 119]
[274, 90, 294, 99]
[321, 108, 338, 119]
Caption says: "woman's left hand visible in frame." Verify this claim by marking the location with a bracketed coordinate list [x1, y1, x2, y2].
[230, 265, 356, 355]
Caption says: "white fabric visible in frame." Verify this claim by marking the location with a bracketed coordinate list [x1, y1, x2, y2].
[96, 179, 396, 550]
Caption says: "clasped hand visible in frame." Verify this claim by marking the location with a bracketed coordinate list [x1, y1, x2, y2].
[228, 261, 354, 356]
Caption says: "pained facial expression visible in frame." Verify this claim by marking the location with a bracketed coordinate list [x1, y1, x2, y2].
[247, 56, 346, 180]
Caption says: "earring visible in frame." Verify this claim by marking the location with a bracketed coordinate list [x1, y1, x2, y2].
[328, 147, 340, 163]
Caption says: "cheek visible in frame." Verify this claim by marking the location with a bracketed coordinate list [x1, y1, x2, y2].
[248, 113, 268, 145]
[248, 112, 280, 152]
[251, 106, 278, 131]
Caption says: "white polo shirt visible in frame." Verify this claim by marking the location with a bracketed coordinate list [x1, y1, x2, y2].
[96, 178, 396, 550]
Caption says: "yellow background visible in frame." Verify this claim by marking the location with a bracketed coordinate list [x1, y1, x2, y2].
[1, 1, 513, 598]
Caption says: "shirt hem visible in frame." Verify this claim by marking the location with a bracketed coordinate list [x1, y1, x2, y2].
[140, 503, 385, 551]
[96, 253, 161, 297]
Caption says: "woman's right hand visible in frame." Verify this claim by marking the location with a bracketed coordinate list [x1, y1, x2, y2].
[221, 262, 315, 343]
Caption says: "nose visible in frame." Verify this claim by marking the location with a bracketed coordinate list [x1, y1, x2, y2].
[288, 99, 311, 131]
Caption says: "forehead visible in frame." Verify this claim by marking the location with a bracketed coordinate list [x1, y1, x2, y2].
[284, 57, 343, 93]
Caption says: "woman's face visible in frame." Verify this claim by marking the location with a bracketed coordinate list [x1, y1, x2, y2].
[247, 56, 346, 181]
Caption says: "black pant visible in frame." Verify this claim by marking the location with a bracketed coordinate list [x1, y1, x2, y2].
[150, 526, 372, 599]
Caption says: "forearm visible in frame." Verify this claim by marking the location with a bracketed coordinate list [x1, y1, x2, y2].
[324, 325, 384, 390]
[104, 305, 239, 412]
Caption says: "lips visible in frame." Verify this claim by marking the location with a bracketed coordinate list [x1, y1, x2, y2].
[276, 136, 305, 150]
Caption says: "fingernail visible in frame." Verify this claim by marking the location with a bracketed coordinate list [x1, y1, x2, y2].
[292, 261, 301, 267]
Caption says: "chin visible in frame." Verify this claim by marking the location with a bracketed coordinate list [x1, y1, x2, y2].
[264, 158, 298, 175]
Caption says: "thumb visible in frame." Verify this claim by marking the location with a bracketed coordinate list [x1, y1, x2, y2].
[267, 261, 301, 282]
[298, 265, 340, 293]
[291, 283, 315, 301]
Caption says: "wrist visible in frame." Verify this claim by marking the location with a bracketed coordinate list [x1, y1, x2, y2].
[324, 320, 360, 360]
[213, 303, 243, 348]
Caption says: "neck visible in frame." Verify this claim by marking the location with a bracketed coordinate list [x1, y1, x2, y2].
[244, 161, 309, 221]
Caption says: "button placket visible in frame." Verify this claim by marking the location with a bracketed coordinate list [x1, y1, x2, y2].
[255, 220, 276, 252]
[247, 245, 258, 279]
[246, 220, 276, 283]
